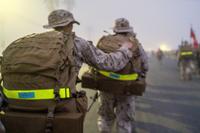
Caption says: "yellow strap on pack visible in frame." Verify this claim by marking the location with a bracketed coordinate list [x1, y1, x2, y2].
[3, 87, 70, 100]
[180, 51, 193, 56]
[98, 70, 138, 81]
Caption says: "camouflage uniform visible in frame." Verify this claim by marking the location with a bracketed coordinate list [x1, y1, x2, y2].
[73, 36, 133, 72]
[177, 42, 194, 80]
[43, 9, 133, 75]
[97, 18, 148, 133]
[43, 10, 136, 132]
[156, 48, 164, 64]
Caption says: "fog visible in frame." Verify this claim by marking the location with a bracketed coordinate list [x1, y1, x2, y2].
[1, 0, 200, 54]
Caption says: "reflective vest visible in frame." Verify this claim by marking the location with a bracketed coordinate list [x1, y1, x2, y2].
[2, 87, 71, 100]
[180, 51, 193, 56]
[98, 70, 139, 81]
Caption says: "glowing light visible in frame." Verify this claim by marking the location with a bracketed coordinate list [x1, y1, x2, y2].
[0, 0, 21, 17]
[160, 43, 171, 51]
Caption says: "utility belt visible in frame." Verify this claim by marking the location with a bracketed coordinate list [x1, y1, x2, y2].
[82, 70, 146, 96]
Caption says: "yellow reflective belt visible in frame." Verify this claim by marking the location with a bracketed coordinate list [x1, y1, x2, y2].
[98, 70, 138, 81]
[3, 87, 70, 100]
[180, 51, 193, 56]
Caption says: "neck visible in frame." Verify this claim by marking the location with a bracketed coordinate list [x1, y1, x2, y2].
[54, 25, 73, 34]
[63, 28, 72, 33]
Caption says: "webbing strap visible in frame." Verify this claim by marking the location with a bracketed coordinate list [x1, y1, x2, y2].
[180, 51, 193, 56]
[98, 70, 138, 81]
[45, 106, 56, 133]
[3, 87, 70, 100]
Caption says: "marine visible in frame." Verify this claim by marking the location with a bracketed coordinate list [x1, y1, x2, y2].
[177, 41, 194, 80]
[96, 18, 148, 133]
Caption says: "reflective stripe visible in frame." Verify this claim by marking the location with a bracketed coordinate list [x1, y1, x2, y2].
[3, 87, 70, 100]
[98, 70, 138, 81]
[180, 51, 193, 56]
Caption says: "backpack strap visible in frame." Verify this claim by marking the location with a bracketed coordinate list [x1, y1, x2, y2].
[45, 32, 76, 133]
[45, 105, 56, 133]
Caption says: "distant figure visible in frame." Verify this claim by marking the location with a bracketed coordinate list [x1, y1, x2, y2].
[177, 41, 194, 80]
[156, 48, 164, 64]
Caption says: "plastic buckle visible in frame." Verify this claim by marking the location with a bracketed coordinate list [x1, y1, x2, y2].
[54, 89, 60, 102]
[47, 111, 54, 120]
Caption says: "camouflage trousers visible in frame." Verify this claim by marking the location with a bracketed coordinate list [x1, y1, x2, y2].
[179, 60, 193, 80]
[97, 92, 136, 133]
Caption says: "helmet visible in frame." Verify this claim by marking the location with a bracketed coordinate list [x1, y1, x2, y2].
[43, 9, 80, 29]
[113, 18, 133, 33]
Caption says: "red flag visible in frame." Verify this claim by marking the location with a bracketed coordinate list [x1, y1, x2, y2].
[190, 28, 199, 48]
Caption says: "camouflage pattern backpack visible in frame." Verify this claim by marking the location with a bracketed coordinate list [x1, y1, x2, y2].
[97, 34, 142, 73]
[0, 31, 87, 133]
[82, 33, 146, 96]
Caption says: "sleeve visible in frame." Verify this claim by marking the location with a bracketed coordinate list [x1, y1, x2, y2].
[75, 37, 133, 72]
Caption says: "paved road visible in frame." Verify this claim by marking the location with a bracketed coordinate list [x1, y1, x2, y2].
[78, 56, 200, 133]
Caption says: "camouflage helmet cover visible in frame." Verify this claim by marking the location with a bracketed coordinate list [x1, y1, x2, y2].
[43, 9, 80, 29]
[113, 18, 133, 33]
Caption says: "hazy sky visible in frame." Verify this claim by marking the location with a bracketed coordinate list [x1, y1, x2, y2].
[1, 0, 200, 53]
